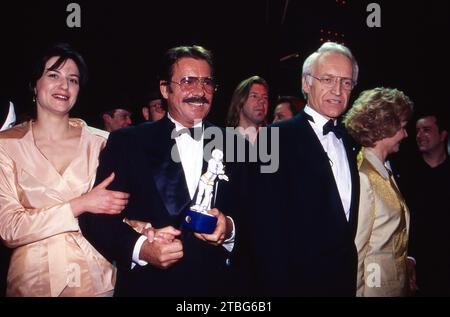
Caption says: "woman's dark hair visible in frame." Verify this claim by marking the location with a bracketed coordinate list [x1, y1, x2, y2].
[29, 43, 88, 93]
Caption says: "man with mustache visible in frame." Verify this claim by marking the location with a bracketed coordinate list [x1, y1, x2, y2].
[80, 46, 237, 296]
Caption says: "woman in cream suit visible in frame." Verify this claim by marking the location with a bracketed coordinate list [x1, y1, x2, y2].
[0, 44, 129, 296]
[344, 87, 415, 297]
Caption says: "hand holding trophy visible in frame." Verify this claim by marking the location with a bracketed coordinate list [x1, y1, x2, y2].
[182, 149, 229, 234]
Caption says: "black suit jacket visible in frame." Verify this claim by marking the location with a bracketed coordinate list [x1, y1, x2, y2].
[80, 116, 239, 297]
[246, 112, 360, 296]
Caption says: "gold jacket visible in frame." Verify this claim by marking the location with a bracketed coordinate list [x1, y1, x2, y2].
[0, 119, 115, 297]
[355, 149, 410, 297]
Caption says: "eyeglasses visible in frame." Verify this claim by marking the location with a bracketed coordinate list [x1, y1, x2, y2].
[168, 76, 217, 94]
[308, 74, 355, 91]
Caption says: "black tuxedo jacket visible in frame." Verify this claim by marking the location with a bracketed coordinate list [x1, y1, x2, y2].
[80, 116, 241, 296]
[246, 112, 360, 296]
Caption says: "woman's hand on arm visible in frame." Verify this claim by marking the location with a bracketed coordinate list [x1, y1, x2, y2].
[70, 172, 130, 217]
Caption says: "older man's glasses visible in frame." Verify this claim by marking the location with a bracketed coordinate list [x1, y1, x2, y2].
[169, 76, 217, 93]
[308, 74, 355, 91]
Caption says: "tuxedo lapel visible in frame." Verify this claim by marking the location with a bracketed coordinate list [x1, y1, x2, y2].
[148, 119, 225, 218]
[293, 114, 329, 168]
[148, 117, 191, 217]
[342, 130, 360, 231]
[294, 114, 352, 227]
[296, 113, 341, 196]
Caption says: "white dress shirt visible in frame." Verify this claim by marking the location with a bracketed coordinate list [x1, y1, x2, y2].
[304, 105, 352, 221]
[169, 114, 204, 199]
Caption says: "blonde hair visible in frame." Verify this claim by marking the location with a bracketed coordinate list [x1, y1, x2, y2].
[343, 87, 413, 147]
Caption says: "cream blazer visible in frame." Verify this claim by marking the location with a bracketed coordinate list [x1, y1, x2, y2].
[0, 119, 115, 297]
[355, 149, 410, 297]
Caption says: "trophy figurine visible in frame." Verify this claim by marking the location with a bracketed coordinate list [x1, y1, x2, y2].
[182, 149, 229, 234]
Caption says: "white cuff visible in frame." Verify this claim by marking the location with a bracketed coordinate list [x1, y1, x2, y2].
[222, 216, 235, 252]
[131, 235, 148, 269]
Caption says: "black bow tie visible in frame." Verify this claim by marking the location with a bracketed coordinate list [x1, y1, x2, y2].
[178, 126, 203, 141]
[323, 119, 345, 139]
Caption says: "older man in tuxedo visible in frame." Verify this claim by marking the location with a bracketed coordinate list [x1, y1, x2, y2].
[80, 46, 239, 296]
[248, 42, 360, 296]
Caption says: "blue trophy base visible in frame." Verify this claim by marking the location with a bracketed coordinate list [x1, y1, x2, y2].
[182, 209, 217, 234]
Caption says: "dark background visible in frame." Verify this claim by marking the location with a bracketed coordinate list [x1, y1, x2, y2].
[0, 0, 448, 138]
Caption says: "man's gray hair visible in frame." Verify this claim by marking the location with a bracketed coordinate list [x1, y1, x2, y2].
[301, 42, 359, 98]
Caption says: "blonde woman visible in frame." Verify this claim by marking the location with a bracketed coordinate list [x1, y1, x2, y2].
[344, 87, 416, 296]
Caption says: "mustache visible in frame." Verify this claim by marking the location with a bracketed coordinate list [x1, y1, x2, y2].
[183, 96, 209, 104]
